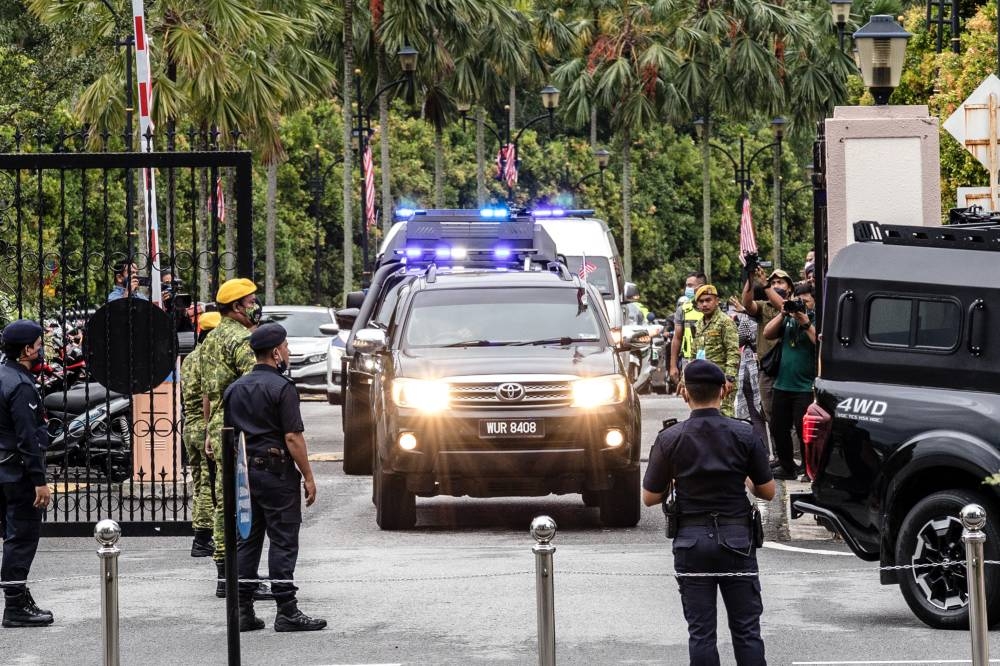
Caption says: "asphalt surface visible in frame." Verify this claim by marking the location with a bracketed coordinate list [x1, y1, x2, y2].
[5, 394, 1000, 664]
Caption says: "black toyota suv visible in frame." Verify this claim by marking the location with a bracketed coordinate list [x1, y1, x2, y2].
[792, 220, 1000, 629]
[359, 265, 641, 530]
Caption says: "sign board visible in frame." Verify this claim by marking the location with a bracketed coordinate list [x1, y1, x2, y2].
[235, 432, 252, 539]
[943, 74, 1000, 211]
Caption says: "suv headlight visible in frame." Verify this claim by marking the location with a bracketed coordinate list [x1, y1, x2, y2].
[305, 352, 328, 364]
[571, 375, 627, 408]
[391, 378, 450, 413]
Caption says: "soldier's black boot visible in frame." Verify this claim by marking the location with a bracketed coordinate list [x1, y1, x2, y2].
[253, 576, 274, 601]
[273, 600, 327, 632]
[190, 529, 215, 558]
[3, 590, 54, 628]
[238, 602, 265, 632]
[215, 561, 227, 598]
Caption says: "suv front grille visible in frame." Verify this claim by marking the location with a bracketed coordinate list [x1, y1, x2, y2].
[450, 381, 573, 409]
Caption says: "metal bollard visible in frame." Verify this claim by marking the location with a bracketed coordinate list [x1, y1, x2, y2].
[961, 504, 989, 666]
[94, 519, 122, 666]
[530, 515, 557, 666]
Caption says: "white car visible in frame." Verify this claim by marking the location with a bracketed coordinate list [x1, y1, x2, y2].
[260, 305, 338, 395]
[324, 327, 350, 404]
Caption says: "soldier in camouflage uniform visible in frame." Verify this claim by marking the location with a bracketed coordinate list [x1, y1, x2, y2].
[199, 278, 269, 598]
[181, 311, 221, 557]
[690, 285, 740, 417]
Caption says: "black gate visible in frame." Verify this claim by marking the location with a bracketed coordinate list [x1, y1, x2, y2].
[0, 130, 253, 536]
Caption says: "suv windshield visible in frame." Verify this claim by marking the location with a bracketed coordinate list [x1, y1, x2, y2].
[261, 310, 332, 337]
[563, 256, 613, 297]
[403, 287, 605, 348]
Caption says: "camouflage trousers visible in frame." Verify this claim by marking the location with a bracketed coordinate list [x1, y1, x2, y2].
[721, 389, 735, 418]
[182, 425, 214, 531]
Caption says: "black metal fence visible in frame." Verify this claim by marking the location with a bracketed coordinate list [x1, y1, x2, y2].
[0, 128, 253, 536]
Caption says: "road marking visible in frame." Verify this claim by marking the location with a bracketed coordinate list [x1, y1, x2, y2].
[762, 542, 852, 556]
[792, 659, 1000, 666]
[308, 452, 343, 462]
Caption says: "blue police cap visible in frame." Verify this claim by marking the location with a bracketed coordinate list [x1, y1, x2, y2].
[248, 323, 287, 352]
[2, 319, 43, 346]
[683, 359, 726, 386]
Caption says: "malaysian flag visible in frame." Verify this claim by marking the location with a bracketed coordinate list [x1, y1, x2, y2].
[495, 144, 517, 189]
[737, 192, 757, 266]
[578, 260, 597, 279]
[363, 143, 376, 228]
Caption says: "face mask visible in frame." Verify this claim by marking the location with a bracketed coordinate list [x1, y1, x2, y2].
[243, 302, 263, 325]
[684, 286, 695, 299]
[274, 351, 288, 375]
[24, 346, 44, 373]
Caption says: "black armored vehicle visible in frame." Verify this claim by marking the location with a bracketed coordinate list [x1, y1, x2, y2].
[792, 220, 1000, 629]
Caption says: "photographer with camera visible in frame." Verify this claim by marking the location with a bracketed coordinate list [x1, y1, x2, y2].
[762, 282, 817, 481]
[161, 268, 198, 333]
[107, 260, 149, 302]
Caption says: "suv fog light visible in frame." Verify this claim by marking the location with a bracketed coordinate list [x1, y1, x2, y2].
[398, 432, 418, 451]
[605, 429, 624, 447]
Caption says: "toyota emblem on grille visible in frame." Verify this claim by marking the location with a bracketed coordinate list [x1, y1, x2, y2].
[496, 382, 526, 402]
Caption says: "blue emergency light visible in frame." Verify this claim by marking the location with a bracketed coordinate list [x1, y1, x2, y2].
[479, 207, 510, 219]
[530, 208, 595, 218]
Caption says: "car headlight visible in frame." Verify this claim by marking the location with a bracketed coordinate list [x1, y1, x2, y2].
[305, 352, 327, 364]
[391, 378, 450, 413]
[571, 375, 627, 408]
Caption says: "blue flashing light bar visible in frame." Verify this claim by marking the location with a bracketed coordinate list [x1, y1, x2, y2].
[494, 247, 511, 260]
[479, 207, 510, 219]
[530, 208, 595, 218]
[394, 208, 427, 220]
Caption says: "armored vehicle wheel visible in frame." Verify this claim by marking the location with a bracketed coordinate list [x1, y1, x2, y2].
[374, 451, 416, 530]
[895, 489, 1000, 629]
[342, 390, 373, 475]
[599, 468, 640, 527]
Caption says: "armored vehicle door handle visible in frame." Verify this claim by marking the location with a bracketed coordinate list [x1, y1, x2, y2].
[968, 299, 987, 356]
[836, 290, 855, 346]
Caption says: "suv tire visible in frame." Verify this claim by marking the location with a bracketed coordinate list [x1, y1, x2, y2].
[342, 390, 373, 475]
[374, 451, 416, 530]
[895, 489, 1000, 629]
[599, 468, 640, 527]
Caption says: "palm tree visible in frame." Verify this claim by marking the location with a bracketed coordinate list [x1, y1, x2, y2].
[554, 0, 683, 280]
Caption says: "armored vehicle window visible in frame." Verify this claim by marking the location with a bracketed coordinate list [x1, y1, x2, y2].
[866, 296, 960, 351]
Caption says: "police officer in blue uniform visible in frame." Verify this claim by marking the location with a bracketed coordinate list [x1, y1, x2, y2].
[642, 359, 775, 665]
[223, 323, 325, 633]
[0, 319, 53, 628]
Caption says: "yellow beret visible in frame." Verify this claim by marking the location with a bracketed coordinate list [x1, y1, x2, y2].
[694, 284, 718, 300]
[215, 278, 257, 305]
[199, 311, 222, 331]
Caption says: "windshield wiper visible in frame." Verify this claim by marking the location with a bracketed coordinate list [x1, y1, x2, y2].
[440, 339, 509, 347]
[512, 337, 598, 346]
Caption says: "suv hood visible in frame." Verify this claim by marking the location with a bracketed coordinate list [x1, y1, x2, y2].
[394, 345, 619, 379]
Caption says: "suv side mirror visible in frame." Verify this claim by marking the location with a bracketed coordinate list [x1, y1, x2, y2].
[353, 328, 387, 354]
[319, 323, 339, 336]
[335, 307, 359, 331]
[345, 290, 366, 309]
[623, 282, 640, 303]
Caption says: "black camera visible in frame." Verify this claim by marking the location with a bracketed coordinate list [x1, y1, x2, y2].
[783, 298, 806, 314]
[136, 276, 151, 287]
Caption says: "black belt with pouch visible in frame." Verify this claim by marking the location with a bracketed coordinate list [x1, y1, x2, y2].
[667, 507, 765, 549]
[249, 448, 289, 474]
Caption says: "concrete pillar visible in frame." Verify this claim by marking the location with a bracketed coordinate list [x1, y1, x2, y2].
[824, 105, 940, 260]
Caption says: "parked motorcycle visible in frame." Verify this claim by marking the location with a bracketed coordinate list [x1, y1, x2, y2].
[43, 382, 132, 483]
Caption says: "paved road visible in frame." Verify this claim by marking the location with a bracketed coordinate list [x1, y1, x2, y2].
[5, 394, 999, 664]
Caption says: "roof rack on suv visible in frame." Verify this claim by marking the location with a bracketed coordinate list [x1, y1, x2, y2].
[853, 220, 1000, 252]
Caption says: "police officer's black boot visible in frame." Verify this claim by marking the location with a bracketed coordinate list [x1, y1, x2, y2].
[238, 601, 264, 632]
[190, 529, 215, 558]
[215, 561, 227, 598]
[273, 600, 327, 632]
[252, 576, 274, 601]
[3, 590, 54, 628]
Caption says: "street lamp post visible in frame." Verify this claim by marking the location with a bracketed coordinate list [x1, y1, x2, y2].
[307, 145, 345, 304]
[565, 148, 611, 198]
[459, 86, 560, 201]
[853, 15, 912, 105]
[830, 0, 853, 49]
[355, 45, 418, 281]
[693, 117, 785, 266]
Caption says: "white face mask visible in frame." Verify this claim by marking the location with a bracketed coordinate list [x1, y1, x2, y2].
[684, 286, 695, 299]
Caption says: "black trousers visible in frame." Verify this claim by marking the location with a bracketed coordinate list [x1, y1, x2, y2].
[1, 476, 43, 598]
[770, 389, 812, 474]
[673, 525, 766, 666]
[237, 465, 301, 605]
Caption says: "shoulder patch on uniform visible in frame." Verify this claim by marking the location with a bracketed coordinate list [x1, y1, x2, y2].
[659, 418, 678, 433]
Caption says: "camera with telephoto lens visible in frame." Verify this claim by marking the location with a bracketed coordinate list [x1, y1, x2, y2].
[783, 298, 806, 314]
[136, 276, 151, 287]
